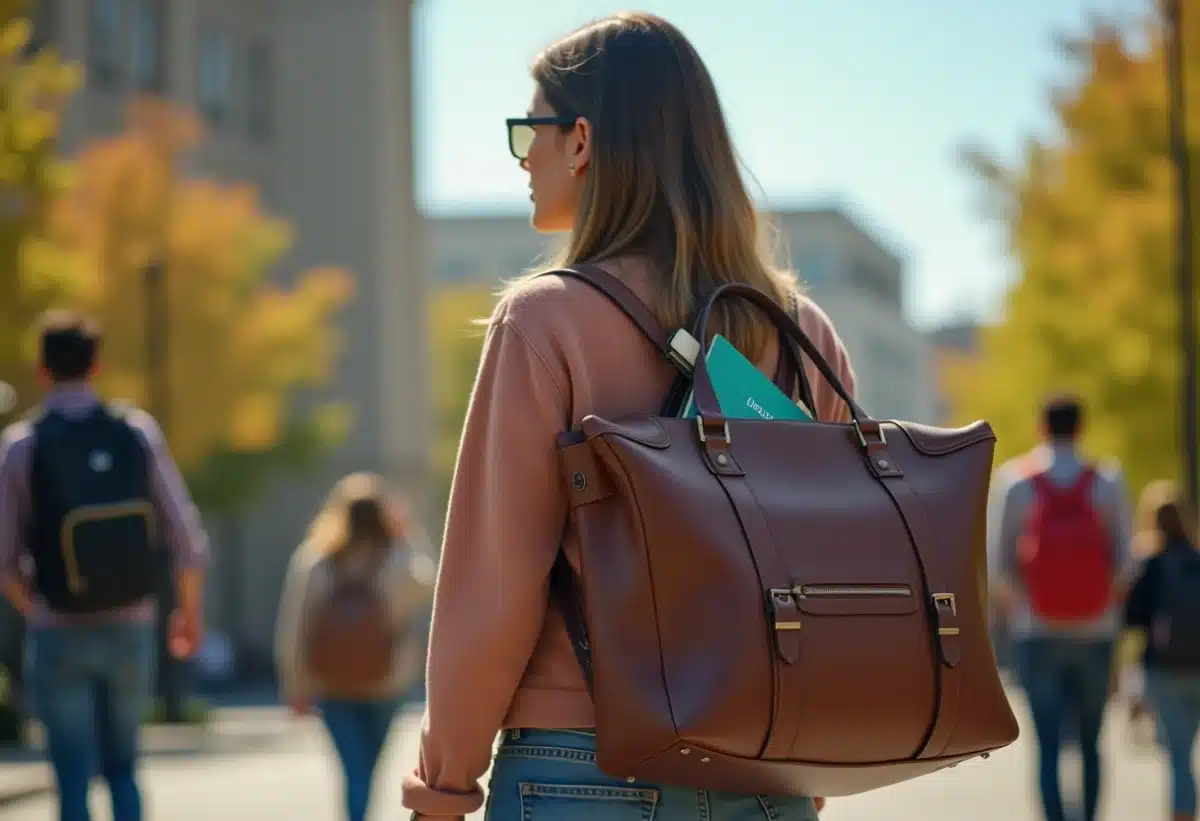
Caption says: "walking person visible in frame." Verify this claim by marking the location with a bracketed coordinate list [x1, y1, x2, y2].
[276, 472, 434, 821]
[988, 394, 1133, 821]
[402, 13, 859, 820]
[0, 310, 209, 821]
[1123, 481, 1200, 821]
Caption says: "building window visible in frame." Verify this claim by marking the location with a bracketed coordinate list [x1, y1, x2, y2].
[198, 30, 235, 125]
[26, 0, 57, 56]
[88, 0, 121, 85]
[246, 37, 272, 140]
[129, 0, 166, 91]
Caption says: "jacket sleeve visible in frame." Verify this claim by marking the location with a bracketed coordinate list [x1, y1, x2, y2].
[401, 319, 570, 818]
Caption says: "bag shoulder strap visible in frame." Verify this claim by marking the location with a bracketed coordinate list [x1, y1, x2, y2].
[551, 265, 673, 359]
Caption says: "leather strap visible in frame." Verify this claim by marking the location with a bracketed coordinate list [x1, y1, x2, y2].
[776, 291, 817, 416]
[709, 471, 807, 761]
[549, 549, 595, 694]
[556, 265, 674, 357]
[867, 444, 962, 759]
[553, 265, 816, 416]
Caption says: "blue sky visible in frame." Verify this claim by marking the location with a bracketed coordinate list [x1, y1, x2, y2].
[414, 0, 1147, 328]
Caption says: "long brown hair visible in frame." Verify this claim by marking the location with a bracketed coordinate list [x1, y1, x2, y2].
[1132, 480, 1196, 557]
[509, 12, 796, 360]
[305, 472, 408, 558]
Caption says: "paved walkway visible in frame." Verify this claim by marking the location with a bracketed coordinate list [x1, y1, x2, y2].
[0, 693, 1178, 820]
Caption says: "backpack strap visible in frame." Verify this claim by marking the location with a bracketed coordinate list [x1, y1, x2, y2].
[1030, 463, 1096, 502]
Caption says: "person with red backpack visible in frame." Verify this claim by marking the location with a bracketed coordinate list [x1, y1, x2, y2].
[988, 395, 1133, 821]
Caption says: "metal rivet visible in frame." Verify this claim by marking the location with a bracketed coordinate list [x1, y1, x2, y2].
[701, 757, 711, 763]
[877, 459, 889, 469]
[715, 453, 728, 465]
[626, 776, 635, 783]
[572, 471, 587, 491]
[680, 748, 691, 755]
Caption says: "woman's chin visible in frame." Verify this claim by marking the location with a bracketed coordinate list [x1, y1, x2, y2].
[530, 206, 571, 235]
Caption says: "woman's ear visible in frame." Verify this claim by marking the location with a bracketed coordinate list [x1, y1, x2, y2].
[572, 117, 592, 174]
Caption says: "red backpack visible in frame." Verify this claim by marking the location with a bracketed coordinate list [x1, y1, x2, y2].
[1017, 467, 1113, 620]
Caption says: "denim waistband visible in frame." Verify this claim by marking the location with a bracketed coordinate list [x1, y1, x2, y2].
[504, 727, 596, 741]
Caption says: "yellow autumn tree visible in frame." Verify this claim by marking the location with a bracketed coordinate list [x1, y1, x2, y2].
[955, 6, 1198, 498]
[42, 98, 353, 511]
[0, 0, 80, 414]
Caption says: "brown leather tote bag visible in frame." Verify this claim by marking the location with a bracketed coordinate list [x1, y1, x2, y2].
[550, 267, 1019, 798]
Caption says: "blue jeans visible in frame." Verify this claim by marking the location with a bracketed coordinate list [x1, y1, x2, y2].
[485, 729, 820, 821]
[25, 623, 156, 821]
[319, 697, 401, 821]
[1015, 637, 1114, 821]
[1148, 670, 1200, 817]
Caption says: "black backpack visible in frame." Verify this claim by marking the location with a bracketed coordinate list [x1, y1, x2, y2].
[28, 404, 162, 614]
[1152, 546, 1200, 671]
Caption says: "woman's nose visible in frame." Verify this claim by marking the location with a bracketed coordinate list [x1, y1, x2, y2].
[520, 157, 530, 173]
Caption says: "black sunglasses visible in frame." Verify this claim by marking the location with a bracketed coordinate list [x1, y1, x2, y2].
[506, 116, 577, 160]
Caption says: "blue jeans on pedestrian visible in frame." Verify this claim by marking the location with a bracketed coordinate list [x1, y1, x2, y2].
[25, 623, 156, 821]
[1147, 670, 1200, 817]
[318, 697, 401, 821]
[485, 729, 820, 821]
[1015, 637, 1115, 821]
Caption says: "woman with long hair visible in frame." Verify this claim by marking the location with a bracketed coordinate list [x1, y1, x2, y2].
[1123, 480, 1200, 821]
[276, 472, 433, 821]
[402, 12, 856, 820]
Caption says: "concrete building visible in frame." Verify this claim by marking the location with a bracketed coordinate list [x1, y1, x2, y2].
[30, 0, 428, 666]
[929, 320, 983, 425]
[430, 205, 939, 424]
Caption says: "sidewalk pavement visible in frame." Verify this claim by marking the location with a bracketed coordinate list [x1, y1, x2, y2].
[0, 705, 298, 808]
[0, 689, 1178, 820]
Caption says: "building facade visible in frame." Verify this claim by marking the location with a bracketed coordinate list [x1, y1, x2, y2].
[31, 0, 428, 664]
[430, 206, 939, 424]
[928, 321, 982, 425]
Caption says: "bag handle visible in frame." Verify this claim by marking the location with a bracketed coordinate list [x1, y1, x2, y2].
[688, 282, 872, 429]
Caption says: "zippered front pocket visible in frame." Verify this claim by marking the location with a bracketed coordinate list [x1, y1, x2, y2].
[795, 584, 912, 599]
[791, 583, 919, 617]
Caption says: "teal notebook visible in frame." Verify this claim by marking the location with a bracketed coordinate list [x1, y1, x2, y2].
[679, 334, 814, 422]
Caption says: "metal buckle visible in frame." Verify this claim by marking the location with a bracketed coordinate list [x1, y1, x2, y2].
[696, 416, 731, 444]
[933, 593, 959, 635]
[853, 419, 887, 448]
[768, 588, 802, 631]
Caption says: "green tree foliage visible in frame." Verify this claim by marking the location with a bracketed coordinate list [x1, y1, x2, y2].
[955, 6, 1199, 497]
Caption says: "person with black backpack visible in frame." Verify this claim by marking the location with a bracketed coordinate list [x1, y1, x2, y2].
[0, 311, 209, 821]
[1123, 481, 1200, 821]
